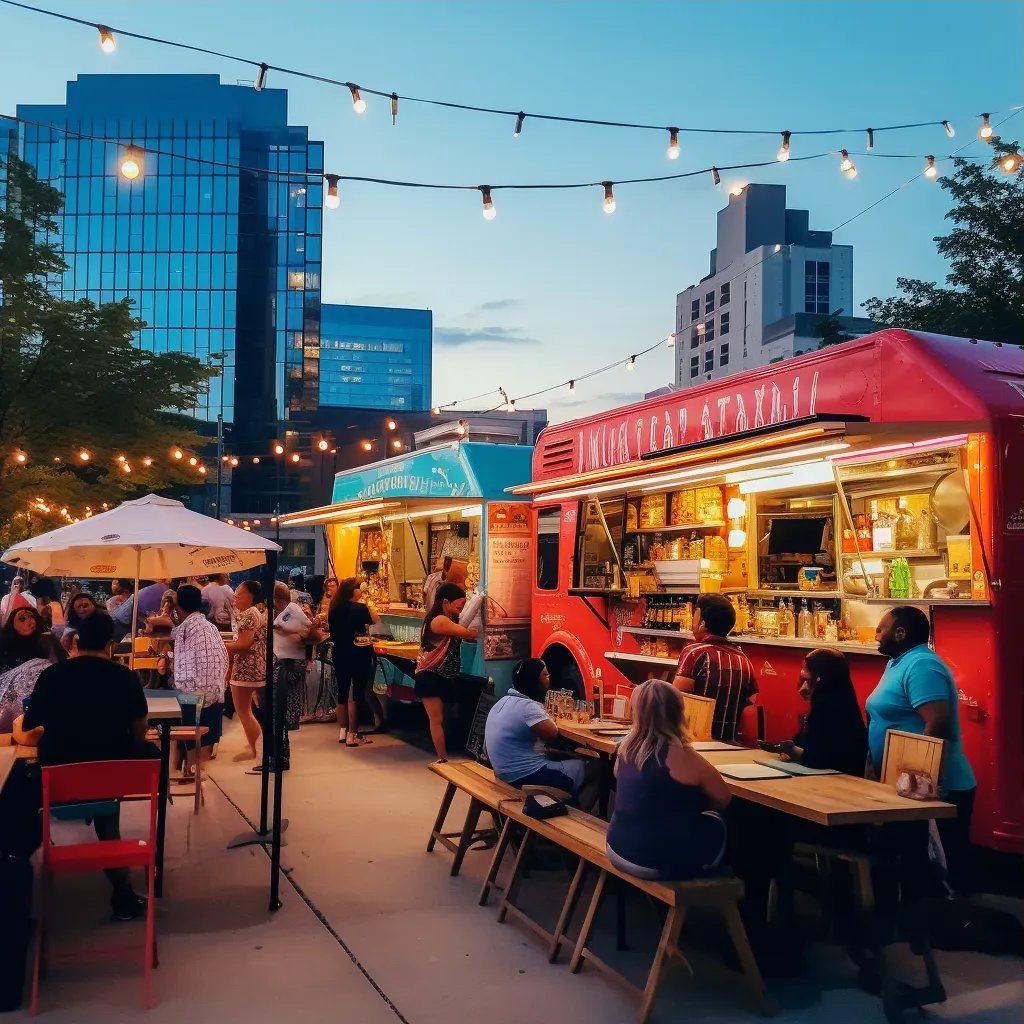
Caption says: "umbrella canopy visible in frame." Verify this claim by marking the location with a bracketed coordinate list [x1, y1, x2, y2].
[1, 494, 280, 578]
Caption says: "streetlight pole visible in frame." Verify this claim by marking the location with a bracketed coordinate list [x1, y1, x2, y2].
[216, 413, 224, 519]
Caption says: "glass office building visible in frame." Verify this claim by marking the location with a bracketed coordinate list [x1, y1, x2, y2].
[320, 303, 432, 412]
[12, 75, 323, 427]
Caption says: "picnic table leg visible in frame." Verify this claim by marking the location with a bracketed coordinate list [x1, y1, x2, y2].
[154, 720, 171, 898]
[479, 818, 512, 906]
[722, 901, 775, 1016]
[451, 797, 484, 877]
[549, 857, 588, 963]
[638, 906, 684, 1024]
[427, 782, 457, 852]
[569, 868, 607, 973]
[497, 828, 534, 924]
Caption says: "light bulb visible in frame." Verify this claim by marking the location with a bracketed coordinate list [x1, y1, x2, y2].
[866, 128, 874, 150]
[252, 456, 261, 464]
[254, 63, 268, 92]
[14, 452, 26, 463]
[172, 449, 183, 460]
[122, 463, 131, 473]
[625, 356, 636, 372]
[142, 457, 153, 467]
[318, 439, 329, 451]
[198, 465, 207, 475]
[386, 418, 397, 430]
[188, 456, 198, 466]
[392, 439, 402, 450]
[942, 120, 955, 138]
[116, 454, 125, 462]
[839, 150, 857, 178]
[924, 155, 939, 179]
[729, 182, 746, 196]
[666, 128, 679, 160]
[602, 182, 616, 214]
[727, 497, 747, 519]
[253, 520, 260, 526]
[568, 380, 575, 391]
[711, 167, 721, 186]
[273, 443, 284, 455]
[728, 528, 747, 549]
[80, 450, 91, 462]
[324, 174, 340, 210]
[361, 441, 372, 452]
[291, 453, 300, 463]
[230, 457, 239, 467]
[666, 334, 675, 349]
[349, 85, 366, 114]
[1000, 152, 1022, 174]
[480, 187, 496, 220]
[222, 455, 230, 462]
[119, 146, 142, 180]
[514, 112, 525, 137]
[431, 406, 440, 415]
[98, 26, 116, 53]
[979, 113, 993, 140]
[391, 92, 399, 124]
[776, 130, 791, 162]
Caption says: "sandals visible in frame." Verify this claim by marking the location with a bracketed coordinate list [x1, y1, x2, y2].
[345, 734, 373, 747]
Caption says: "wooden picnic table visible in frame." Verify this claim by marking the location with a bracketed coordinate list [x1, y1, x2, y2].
[557, 721, 956, 827]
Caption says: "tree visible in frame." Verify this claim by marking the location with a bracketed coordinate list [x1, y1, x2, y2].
[815, 309, 853, 349]
[863, 138, 1024, 345]
[0, 154, 215, 548]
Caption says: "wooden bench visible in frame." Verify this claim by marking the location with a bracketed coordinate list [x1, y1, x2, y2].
[426, 760, 520, 880]
[487, 802, 775, 1024]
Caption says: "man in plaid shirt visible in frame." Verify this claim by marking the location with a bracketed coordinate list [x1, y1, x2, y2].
[170, 584, 228, 772]
[673, 594, 758, 743]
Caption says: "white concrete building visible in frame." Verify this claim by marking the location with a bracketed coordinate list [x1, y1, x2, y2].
[674, 184, 875, 387]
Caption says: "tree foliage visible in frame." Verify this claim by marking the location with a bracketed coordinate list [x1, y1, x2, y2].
[815, 309, 853, 349]
[863, 139, 1024, 344]
[0, 154, 214, 547]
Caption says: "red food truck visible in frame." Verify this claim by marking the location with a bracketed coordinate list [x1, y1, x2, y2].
[513, 329, 1024, 853]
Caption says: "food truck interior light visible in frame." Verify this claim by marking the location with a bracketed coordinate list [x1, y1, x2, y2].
[726, 498, 747, 519]
[460, 505, 483, 518]
[738, 461, 837, 494]
[728, 528, 747, 549]
[388, 504, 478, 522]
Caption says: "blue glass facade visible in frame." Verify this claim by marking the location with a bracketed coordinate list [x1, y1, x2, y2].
[12, 75, 323, 425]
[319, 303, 432, 412]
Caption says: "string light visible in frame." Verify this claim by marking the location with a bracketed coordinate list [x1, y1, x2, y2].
[568, 380, 575, 392]
[324, 174, 340, 209]
[431, 406, 441, 415]
[625, 355, 636, 372]
[188, 456, 198, 466]
[391, 92, 399, 124]
[221, 455, 229, 462]
[115, 454, 125, 463]
[348, 85, 367, 114]
[142, 457, 152, 466]
[999, 151, 1022, 174]
[943, 120, 955, 138]
[979, 113, 993, 140]
[923, 154, 939, 179]
[173, 449, 183, 460]
[392, 439, 403, 450]
[667, 128, 680, 160]
[273, 443, 284, 455]
[839, 150, 857, 178]
[666, 334, 676, 349]
[866, 128, 874, 150]
[602, 182, 616, 214]
[252, 456, 261, 464]
[317, 439, 329, 451]
[361, 441, 373, 452]
[14, 451, 27, 463]
[711, 167, 721, 186]
[776, 131, 791, 162]
[198, 465, 207, 475]
[290, 453, 300, 463]
[97, 25, 115, 53]
[230, 457, 239, 467]
[121, 462, 131, 473]
[386, 419, 397, 430]
[514, 112, 525, 138]
[480, 186, 496, 221]
[119, 145, 142, 180]
[254, 63, 268, 92]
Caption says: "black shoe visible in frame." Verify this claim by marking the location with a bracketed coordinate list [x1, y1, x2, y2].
[111, 889, 146, 922]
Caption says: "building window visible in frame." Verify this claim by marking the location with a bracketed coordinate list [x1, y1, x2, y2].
[704, 318, 715, 343]
[720, 282, 730, 306]
[720, 343, 730, 367]
[690, 356, 699, 378]
[705, 291, 715, 315]
[805, 260, 830, 314]
[690, 299, 700, 322]
[720, 311, 730, 336]
[704, 349, 714, 373]
[536, 507, 560, 591]
[691, 327, 700, 349]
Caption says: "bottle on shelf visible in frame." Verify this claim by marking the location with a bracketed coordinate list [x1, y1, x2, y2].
[786, 599, 797, 637]
[916, 508, 936, 551]
[778, 598, 791, 638]
[895, 497, 917, 550]
[735, 595, 749, 634]
[591, 668, 603, 721]
[798, 599, 813, 639]
[871, 499, 895, 552]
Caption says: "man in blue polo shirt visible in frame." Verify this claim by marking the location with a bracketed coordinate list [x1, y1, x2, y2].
[867, 606, 976, 892]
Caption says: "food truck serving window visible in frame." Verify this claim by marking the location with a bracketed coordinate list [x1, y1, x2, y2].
[576, 497, 625, 591]
[537, 507, 560, 591]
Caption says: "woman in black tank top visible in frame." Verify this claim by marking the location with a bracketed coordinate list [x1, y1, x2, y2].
[414, 583, 477, 762]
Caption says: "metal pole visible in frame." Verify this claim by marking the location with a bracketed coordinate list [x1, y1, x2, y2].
[216, 413, 224, 519]
[269, 644, 286, 911]
[259, 549, 277, 835]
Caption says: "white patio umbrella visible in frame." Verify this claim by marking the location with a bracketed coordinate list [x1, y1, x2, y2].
[2, 493, 281, 658]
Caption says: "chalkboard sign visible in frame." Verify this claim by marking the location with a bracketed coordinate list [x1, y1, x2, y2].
[465, 690, 498, 766]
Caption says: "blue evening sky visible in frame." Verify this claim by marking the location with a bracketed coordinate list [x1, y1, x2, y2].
[1, 1, 1021, 421]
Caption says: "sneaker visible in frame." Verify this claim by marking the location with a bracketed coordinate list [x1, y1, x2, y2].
[111, 889, 146, 922]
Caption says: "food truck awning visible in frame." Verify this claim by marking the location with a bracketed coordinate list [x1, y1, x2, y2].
[278, 442, 534, 528]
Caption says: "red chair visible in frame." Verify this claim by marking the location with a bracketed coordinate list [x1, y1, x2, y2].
[31, 760, 160, 1014]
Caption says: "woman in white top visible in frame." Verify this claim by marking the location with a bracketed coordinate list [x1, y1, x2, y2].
[250, 582, 310, 774]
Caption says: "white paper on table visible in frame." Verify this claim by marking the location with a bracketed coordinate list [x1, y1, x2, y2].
[716, 762, 791, 781]
[691, 741, 740, 751]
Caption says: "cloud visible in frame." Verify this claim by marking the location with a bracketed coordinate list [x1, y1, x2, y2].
[478, 298, 521, 311]
[552, 390, 644, 409]
[434, 325, 539, 347]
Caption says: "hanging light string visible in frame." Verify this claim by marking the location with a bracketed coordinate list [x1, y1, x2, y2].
[2, 0, 1013, 151]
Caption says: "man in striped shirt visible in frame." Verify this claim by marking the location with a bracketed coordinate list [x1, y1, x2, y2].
[673, 594, 758, 743]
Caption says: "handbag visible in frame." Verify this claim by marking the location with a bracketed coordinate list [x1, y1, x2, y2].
[415, 637, 451, 676]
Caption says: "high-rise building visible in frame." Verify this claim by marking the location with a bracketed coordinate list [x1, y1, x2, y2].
[11, 74, 324, 441]
[319, 303, 432, 412]
[674, 184, 876, 387]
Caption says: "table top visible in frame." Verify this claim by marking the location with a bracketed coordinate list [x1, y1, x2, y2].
[147, 694, 184, 720]
[373, 640, 420, 660]
[557, 721, 956, 827]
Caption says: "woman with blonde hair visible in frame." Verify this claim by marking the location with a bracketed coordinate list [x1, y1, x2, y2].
[606, 678, 731, 880]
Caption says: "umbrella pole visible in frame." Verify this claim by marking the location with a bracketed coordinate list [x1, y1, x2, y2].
[269, 640, 286, 911]
[129, 548, 141, 672]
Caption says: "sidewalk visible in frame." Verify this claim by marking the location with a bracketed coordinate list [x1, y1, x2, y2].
[207, 719, 1024, 1024]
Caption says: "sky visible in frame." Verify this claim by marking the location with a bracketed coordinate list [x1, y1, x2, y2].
[1, 0, 1021, 424]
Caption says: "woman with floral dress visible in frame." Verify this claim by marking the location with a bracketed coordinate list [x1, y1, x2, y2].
[224, 580, 267, 762]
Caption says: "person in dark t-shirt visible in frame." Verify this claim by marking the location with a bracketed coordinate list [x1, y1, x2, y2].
[328, 577, 381, 746]
[24, 612, 157, 920]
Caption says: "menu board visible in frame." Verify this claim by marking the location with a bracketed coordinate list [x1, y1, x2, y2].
[484, 503, 533, 661]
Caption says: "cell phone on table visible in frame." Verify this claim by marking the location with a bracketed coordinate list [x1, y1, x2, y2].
[758, 740, 784, 753]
